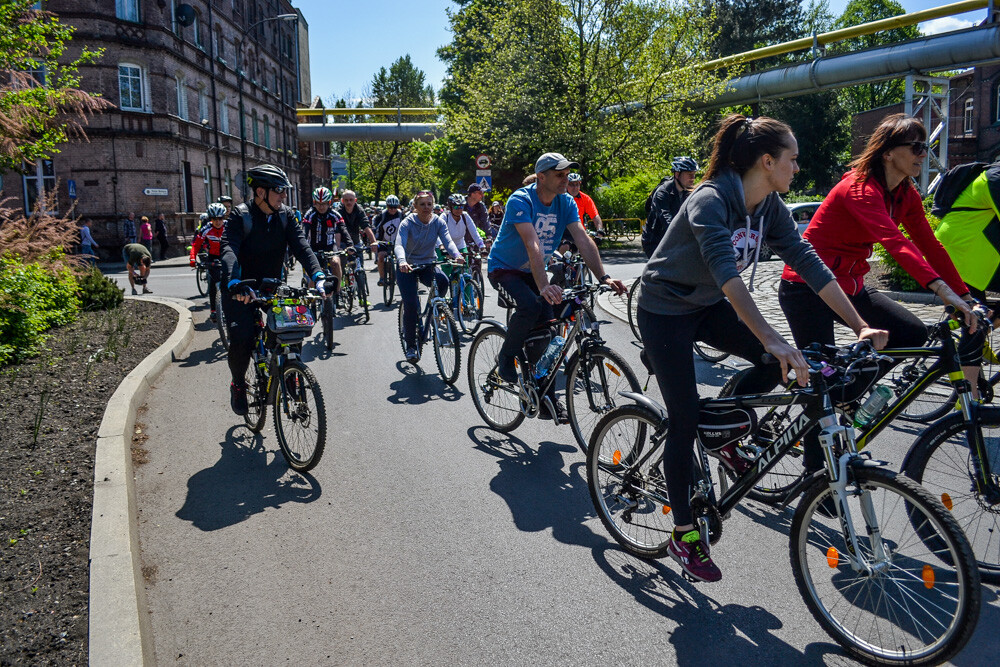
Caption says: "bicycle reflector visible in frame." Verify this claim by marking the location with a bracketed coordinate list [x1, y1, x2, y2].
[612, 450, 622, 465]
[826, 547, 839, 568]
[941, 493, 953, 511]
[922, 565, 935, 589]
[661, 505, 671, 515]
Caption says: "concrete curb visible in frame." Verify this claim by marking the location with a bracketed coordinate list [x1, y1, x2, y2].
[89, 295, 195, 666]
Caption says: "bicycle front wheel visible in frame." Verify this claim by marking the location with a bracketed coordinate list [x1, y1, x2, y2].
[214, 283, 230, 350]
[626, 279, 642, 342]
[587, 404, 671, 559]
[790, 467, 980, 666]
[383, 263, 395, 306]
[903, 406, 1000, 584]
[244, 359, 267, 433]
[343, 280, 355, 314]
[565, 347, 641, 453]
[458, 278, 484, 335]
[397, 303, 407, 356]
[356, 270, 370, 322]
[431, 302, 461, 384]
[195, 265, 208, 296]
[273, 360, 326, 472]
[322, 297, 334, 352]
[467, 325, 525, 432]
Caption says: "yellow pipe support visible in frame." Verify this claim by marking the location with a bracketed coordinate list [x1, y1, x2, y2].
[699, 0, 989, 71]
[297, 107, 439, 116]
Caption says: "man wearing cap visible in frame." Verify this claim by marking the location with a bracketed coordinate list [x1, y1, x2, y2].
[465, 183, 491, 240]
[487, 152, 626, 421]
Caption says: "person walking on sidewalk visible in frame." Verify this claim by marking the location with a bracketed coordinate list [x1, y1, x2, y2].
[121, 212, 137, 245]
[139, 216, 154, 257]
[80, 219, 99, 266]
[154, 213, 170, 260]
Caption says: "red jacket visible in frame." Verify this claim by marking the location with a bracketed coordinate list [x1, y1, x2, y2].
[783, 170, 967, 296]
[190, 224, 225, 263]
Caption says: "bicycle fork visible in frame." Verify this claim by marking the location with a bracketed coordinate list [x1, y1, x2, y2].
[955, 380, 1000, 504]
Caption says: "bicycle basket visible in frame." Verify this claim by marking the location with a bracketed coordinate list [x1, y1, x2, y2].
[696, 407, 757, 452]
[522, 328, 552, 364]
[266, 301, 315, 342]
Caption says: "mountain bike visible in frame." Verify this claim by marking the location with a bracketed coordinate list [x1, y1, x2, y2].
[194, 251, 209, 296]
[467, 283, 641, 452]
[448, 250, 485, 335]
[338, 245, 370, 323]
[376, 241, 396, 306]
[233, 278, 327, 472]
[587, 342, 980, 666]
[625, 278, 729, 362]
[395, 261, 462, 384]
[208, 259, 229, 350]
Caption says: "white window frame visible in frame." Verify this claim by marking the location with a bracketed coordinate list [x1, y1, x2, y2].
[964, 98, 975, 135]
[204, 165, 212, 205]
[22, 158, 56, 214]
[118, 63, 146, 112]
[176, 75, 188, 120]
[263, 115, 270, 149]
[115, 0, 140, 23]
[219, 95, 229, 134]
[225, 168, 233, 197]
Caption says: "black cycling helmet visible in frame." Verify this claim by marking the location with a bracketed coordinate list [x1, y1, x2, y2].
[447, 193, 466, 208]
[672, 156, 699, 173]
[245, 164, 291, 191]
[218, 195, 233, 204]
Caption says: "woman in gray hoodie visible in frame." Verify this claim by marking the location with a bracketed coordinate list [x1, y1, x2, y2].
[637, 114, 887, 583]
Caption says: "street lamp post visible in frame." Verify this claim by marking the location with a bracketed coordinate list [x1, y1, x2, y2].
[236, 13, 297, 193]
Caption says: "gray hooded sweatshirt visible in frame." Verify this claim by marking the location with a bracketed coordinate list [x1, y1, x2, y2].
[638, 168, 834, 315]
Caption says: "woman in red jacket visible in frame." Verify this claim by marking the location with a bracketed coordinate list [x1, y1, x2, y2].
[779, 113, 976, 353]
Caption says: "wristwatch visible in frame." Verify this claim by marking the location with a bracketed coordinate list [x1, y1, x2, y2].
[599, 274, 611, 282]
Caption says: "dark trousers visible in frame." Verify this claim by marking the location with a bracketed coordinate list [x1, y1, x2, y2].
[157, 236, 169, 260]
[207, 263, 221, 312]
[222, 292, 258, 385]
[397, 265, 449, 349]
[638, 301, 782, 526]
[490, 270, 554, 361]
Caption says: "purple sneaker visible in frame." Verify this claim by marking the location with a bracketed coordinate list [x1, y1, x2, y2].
[707, 443, 753, 475]
[667, 530, 722, 582]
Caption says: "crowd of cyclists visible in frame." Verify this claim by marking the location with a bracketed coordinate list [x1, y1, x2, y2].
[185, 111, 995, 602]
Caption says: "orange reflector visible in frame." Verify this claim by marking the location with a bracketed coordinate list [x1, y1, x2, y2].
[923, 565, 935, 589]
[605, 363, 621, 377]
[612, 450, 622, 465]
[826, 547, 839, 568]
[662, 505, 671, 515]
[941, 493, 953, 511]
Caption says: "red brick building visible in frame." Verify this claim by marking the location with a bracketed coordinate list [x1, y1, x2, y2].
[0, 0, 328, 257]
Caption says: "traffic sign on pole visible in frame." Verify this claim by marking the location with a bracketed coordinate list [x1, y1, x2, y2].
[477, 175, 492, 191]
[475, 154, 491, 169]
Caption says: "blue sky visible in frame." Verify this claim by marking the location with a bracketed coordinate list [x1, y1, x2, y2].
[294, 0, 989, 103]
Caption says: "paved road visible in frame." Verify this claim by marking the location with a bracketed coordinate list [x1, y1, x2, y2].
[130, 253, 998, 665]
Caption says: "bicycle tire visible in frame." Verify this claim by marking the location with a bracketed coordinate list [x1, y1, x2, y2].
[243, 360, 267, 433]
[587, 404, 671, 559]
[624, 221, 636, 242]
[789, 467, 980, 666]
[565, 346, 642, 454]
[431, 302, 461, 384]
[383, 263, 395, 306]
[718, 368, 805, 504]
[457, 278, 484, 335]
[626, 279, 642, 342]
[397, 303, 407, 356]
[343, 277, 355, 314]
[195, 265, 208, 296]
[356, 269, 370, 322]
[896, 357, 956, 422]
[273, 360, 326, 472]
[903, 406, 1000, 584]
[693, 341, 730, 363]
[214, 283, 230, 351]
[322, 298, 334, 352]
[467, 325, 525, 432]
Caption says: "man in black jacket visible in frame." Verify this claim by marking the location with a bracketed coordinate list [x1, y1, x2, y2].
[641, 156, 698, 258]
[221, 164, 325, 415]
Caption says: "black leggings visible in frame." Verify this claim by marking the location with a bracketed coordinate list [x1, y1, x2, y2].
[638, 301, 782, 526]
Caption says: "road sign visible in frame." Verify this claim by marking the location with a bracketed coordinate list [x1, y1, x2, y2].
[477, 175, 492, 191]
[67, 179, 76, 199]
[475, 169, 491, 177]
[475, 154, 491, 169]
[143, 188, 169, 196]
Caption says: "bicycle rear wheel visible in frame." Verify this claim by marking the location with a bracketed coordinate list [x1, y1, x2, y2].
[693, 341, 730, 363]
[903, 407, 1000, 584]
[397, 304, 407, 356]
[458, 278, 484, 335]
[626, 279, 642, 342]
[467, 325, 525, 432]
[214, 282, 230, 351]
[565, 347, 642, 454]
[895, 357, 957, 422]
[587, 404, 671, 558]
[195, 265, 208, 296]
[243, 359, 267, 433]
[431, 302, 461, 384]
[790, 467, 979, 666]
[273, 360, 326, 472]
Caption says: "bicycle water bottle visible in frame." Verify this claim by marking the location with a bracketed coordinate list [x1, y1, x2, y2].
[535, 336, 566, 379]
[853, 384, 893, 428]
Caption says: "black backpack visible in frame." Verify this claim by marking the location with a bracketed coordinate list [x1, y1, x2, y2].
[234, 202, 289, 237]
[931, 162, 989, 218]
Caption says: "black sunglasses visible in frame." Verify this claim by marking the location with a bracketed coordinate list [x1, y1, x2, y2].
[271, 186, 287, 194]
[895, 141, 928, 154]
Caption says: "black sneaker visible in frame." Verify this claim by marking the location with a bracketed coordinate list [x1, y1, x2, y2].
[539, 398, 568, 424]
[230, 382, 248, 416]
[377, 279, 385, 286]
[496, 353, 518, 384]
[405, 347, 420, 365]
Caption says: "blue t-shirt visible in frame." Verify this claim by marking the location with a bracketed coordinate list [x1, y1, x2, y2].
[487, 184, 580, 272]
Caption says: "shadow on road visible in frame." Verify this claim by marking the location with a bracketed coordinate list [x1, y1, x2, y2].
[175, 424, 322, 531]
[386, 361, 463, 404]
[177, 336, 228, 367]
[590, 545, 839, 665]
[467, 426, 602, 550]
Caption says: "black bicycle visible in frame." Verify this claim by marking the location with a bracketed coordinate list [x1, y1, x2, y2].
[395, 261, 462, 384]
[625, 278, 729, 362]
[194, 250, 209, 296]
[467, 283, 641, 452]
[302, 251, 339, 352]
[376, 241, 396, 306]
[587, 341, 980, 666]
[232, 278, 327, 472]
[208, 259, 229, 350]
[339, 245, 370, 323]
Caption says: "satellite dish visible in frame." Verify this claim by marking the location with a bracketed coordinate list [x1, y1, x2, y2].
[175, 3, 196, 27]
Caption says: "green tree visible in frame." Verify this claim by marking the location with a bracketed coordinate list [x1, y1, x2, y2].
[706, 0, 803, 61]
[0, 0, 109, 173]
[831, 0, 919, 116]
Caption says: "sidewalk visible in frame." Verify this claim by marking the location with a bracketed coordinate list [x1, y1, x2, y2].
[97, 254, 192, 273]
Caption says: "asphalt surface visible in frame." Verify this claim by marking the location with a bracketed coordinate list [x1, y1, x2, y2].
[117, 253, 1000, 665]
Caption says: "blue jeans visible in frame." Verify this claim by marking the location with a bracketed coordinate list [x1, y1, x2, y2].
[397, 265, 449, 350]
[81, 244, 96, 266]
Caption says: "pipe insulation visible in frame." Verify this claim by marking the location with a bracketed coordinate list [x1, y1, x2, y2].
[691, 24, 1000, 110]
[296, 123, 443, 142]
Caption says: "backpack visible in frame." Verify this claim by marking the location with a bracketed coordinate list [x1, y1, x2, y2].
[642, 177, 672, 246]
[234, 202, 289, 237]
[931, 162, 989, 218]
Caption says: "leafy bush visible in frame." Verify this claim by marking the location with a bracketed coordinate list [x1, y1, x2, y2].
[77, 266, 124, 311]
[872, 205, 941, 293]
[592, 171, 664, 219]
[0, 254, 81, 365]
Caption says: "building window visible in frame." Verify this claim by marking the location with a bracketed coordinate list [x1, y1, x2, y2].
[198, 85, 209, 124]
[219, 95, 229, 134]
[225, 168, 233, 197]
[118, 63, 146, 111]
[252, 109, 259, 144]
[19, 60, 46, 88]
[116, 0, 140, 22]
[22, 159, 56, 214]
[215, 28, 225, 61]
[204, 165, 212, 205]
[965, 98, 975, 135]
[263, 115, 270, 148]
[175, 75, 188, 120]
[193, 11, 203, 48]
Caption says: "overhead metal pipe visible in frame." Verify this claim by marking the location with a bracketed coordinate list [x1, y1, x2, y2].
[296, 123, 443, 142]
[691, 24, 1000, 110]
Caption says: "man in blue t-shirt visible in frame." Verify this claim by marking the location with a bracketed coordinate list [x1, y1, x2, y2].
[487, 152, 625, 419]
